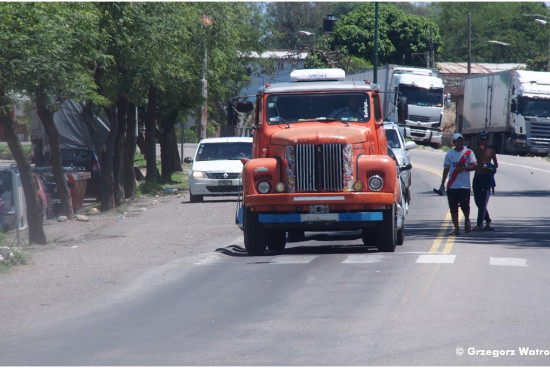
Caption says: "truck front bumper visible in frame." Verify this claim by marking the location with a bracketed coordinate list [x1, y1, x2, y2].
[404, 125, 441, 144]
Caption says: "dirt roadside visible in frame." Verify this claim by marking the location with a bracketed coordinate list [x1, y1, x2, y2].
[0, 192, 244, 337]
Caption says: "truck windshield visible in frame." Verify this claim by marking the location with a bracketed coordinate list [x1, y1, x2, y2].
[265, 92, 369, 124]
[517, 97, 550, 117]
[399, 85, 443, 107]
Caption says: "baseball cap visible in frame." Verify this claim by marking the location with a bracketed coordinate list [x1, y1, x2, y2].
[453, 133, 464, 141]
[479, 130, 489, 139]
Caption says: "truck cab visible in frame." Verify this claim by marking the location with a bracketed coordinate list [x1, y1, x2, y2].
[237, 69, 404, 255]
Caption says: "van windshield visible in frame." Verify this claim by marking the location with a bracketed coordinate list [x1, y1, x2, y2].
[196, 142, 252, 161]
[266, 93, 369, 124]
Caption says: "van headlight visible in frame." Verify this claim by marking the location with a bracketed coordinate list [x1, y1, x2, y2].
[368, 175, 383, 191]
[192, 171, 206, 179]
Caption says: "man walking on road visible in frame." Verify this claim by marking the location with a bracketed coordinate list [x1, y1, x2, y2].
[472, 130, 498, 231]
[440, 133, 477, 236]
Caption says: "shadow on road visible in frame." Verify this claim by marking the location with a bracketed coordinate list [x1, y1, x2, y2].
[405, 217, 550, 249]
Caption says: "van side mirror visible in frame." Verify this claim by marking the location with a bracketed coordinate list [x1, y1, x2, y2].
[511, 99, 517, 112]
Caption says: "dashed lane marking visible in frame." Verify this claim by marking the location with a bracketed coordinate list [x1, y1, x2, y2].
[416, 254, 457, 264]
[490, 257, 527, 267]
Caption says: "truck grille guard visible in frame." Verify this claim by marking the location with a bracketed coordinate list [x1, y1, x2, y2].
[285, 144, 354, 192]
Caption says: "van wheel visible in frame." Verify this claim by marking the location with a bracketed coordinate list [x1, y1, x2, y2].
[397, 222, 404, 246]
[243, 207, 266, 256]
[267, 230, 286, 253]
[377, 204, 396, 252]
[190, 193, 203, 203]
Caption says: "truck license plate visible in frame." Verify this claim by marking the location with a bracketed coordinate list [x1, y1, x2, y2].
[309, 205, 329, 214]
[218, 180, 232, 186]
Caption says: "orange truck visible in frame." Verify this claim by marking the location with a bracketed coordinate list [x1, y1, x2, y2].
[236, 69, 405, 255]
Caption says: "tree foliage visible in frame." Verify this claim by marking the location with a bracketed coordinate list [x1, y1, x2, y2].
[330, 3, 441, 67]
[429, 2, 550, 64]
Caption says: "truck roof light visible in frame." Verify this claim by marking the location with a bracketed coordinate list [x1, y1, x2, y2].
[290, 68, 345, 82]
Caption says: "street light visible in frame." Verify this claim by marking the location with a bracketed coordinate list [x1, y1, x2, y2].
[534, 19, 550, 72]
[299, 30, 315, 54]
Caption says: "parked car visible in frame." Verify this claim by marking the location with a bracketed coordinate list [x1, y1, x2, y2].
[384, 122, 416, 204]
[58, 147, 100, 194]
[184, 137, 253, 202]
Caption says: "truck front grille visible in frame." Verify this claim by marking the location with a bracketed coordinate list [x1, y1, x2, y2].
[285, 144, 353, 192]
[528, 121, 550, 146]
[408, 115, 430, 122]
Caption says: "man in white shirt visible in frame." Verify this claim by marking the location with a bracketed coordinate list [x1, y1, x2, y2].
[440, 133, 477, 235]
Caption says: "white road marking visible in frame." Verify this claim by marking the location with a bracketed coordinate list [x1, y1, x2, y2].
[271, 255, 318, 264]
[194, 254, 223, 265]
[342, 254, 385, 263]
[416, 254, 456, 264]
[490, 257, 527, 267]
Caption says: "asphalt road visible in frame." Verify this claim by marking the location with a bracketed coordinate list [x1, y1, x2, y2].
[2, 148, 550, 365]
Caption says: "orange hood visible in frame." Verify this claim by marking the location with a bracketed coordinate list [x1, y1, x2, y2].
[269, 124, 371, 146]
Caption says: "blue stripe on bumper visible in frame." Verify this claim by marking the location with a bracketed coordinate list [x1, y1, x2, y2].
[258, 212, 383, 223]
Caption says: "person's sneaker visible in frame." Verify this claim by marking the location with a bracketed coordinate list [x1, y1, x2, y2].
[472, 226, 482, 231]
[465, 220, 471, 233]
[484, 225, 495, 231]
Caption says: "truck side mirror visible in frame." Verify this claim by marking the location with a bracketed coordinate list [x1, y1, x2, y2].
[236, 100, 254, 113]
[445, 93, 451, 108]
[511, 99, 517, 112]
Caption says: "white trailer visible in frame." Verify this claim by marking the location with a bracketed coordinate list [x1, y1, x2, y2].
[346, 65, 450, 147]
[462, 70, 550, 155]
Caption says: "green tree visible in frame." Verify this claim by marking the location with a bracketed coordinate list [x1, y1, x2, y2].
[430, 2, 550, 63]
[0, 3, 106, 243]
[330, 3, 442, 67]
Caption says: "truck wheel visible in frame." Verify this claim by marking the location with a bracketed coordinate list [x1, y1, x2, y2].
[376, 204, 397, 252]
[362, 227, 377, 247]
[267, 230, 286, 253]
[243, 207, 267, 256]
[190, 193, 203, 203]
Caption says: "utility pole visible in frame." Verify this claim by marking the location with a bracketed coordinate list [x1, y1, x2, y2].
[199, 14, 212, 141]
[467, 13, 471, 75]
[374, 3, 379, 84]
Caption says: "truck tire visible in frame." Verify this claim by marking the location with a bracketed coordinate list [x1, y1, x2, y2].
[376, 204, 397, 252]
[362, 227, 377, 247]
[267, 230, 286, 253]
[287, 230, 305, 242]
[243, 207, 267, 256]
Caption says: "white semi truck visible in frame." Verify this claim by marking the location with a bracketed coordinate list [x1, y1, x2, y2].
[462, 70, 550, 155]
[346, 65, 450, 147]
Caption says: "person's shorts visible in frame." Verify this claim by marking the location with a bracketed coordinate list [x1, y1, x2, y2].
[447, 188, 471, 213]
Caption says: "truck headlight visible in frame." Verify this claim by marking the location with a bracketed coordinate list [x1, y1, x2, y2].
[257, 181, 271, 194]
[368, 175, 383, 191]
[192, 171, 206, 179]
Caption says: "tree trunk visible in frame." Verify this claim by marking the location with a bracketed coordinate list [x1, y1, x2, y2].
[158, 110, 183, 183]
[100, 105, 117, 212]
[145, 85, 159, 182]
[113, 97, 127, 206]
[35, 90, 74, 220]
[124, 102, 137, 199]
[0, 94, 46, 244]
